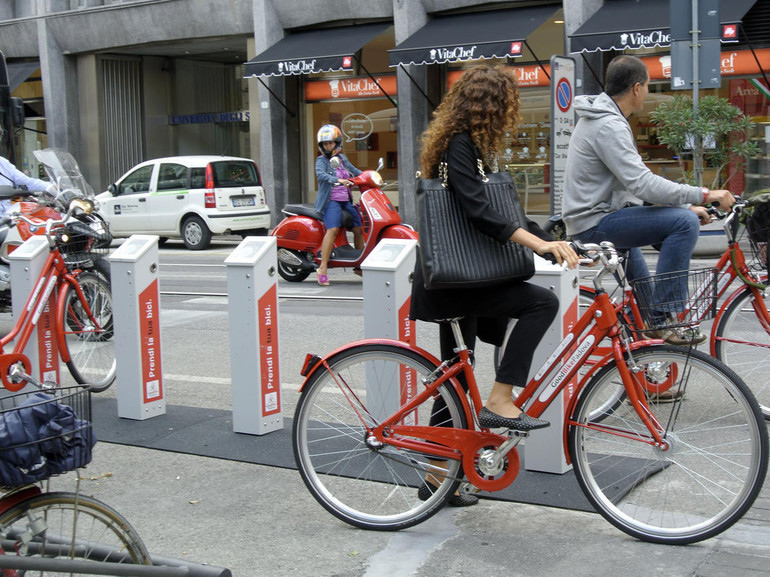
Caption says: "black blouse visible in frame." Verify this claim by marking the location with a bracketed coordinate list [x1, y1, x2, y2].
[410, 131, 550, 331]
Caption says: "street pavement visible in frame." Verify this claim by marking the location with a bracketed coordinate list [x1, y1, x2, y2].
[28, 257, 770, 576]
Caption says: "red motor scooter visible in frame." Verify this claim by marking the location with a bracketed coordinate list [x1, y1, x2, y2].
[273, 158, 417, 282]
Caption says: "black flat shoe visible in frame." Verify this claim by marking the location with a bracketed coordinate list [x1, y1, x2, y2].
[417, 483, 479, 507]
[478, 407, 550, 431]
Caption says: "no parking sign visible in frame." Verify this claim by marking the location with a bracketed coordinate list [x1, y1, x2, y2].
[550, 55, 576, 214]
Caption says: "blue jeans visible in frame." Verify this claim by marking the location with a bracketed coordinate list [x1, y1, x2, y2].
[574, 206, 700, 321]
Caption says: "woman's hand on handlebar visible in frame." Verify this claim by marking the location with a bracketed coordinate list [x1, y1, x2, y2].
[537, 240, 580, 269]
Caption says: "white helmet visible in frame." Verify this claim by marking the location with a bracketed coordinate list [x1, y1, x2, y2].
[317, 124, 343, 157]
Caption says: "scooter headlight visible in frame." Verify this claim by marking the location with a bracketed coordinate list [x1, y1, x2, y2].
[370, 171, 384, 187]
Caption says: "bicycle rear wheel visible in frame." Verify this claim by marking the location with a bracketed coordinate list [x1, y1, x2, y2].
[570, 345, 768, 544]
[59, 271, 117, 392]
[713, 285, 770, 419]
[0, 491, 150, 573]
[293, 343, 468, 531]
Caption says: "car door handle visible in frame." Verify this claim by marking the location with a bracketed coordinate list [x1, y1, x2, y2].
[139, 198, 146, 202]
[176, 195, 185, 200]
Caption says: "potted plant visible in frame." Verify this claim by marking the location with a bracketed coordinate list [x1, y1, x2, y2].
[650, 94, 760, 189]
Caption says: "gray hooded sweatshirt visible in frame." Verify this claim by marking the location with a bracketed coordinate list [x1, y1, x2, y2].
[563, 92, 704, 237]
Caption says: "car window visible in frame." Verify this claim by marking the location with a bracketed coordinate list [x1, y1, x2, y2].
[211, 161, 260, 188]
[117, 165, 154, 196]
[190, 167, 206, 189]
[157, 163, 188, 191]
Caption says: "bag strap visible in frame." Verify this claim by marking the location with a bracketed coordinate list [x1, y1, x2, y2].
[438, 155, 489, 188]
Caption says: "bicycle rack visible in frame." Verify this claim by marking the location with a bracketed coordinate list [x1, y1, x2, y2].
[0, 536, 232, 576]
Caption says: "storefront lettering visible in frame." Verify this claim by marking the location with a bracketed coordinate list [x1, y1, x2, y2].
[278, 59, 317, 74]
[430, 46, 477, 62]
[169, 111, 249, 125]
[721, 52, 738, 74]
[620, 30, 670, 48]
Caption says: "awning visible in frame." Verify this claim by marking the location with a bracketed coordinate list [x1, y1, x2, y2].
[570, 0, 757, 53]
[244, 22, 389, 77]
[388, 4, 559, 67]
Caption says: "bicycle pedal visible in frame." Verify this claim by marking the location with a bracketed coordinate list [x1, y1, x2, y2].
[506, 429, 530, 438]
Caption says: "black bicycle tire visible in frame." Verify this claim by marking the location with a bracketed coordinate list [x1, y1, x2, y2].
[293, 342, 469, 531]
[569, 345, 768, 544]
[60, 271, 117, 392]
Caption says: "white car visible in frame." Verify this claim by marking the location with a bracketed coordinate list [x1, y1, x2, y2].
[96, 155, 270, 250]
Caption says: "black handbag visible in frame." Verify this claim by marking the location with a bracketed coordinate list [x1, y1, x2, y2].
[416, 159, 534, 290]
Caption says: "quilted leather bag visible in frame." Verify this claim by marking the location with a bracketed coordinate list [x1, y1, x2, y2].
[416, 160, 534, 290]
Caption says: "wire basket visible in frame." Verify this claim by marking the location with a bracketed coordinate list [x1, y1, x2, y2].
[0, 387, 94, 487]
[628, 267, 718, 331]
[56, 217, 112, 269]
[745, 203, 770, 273]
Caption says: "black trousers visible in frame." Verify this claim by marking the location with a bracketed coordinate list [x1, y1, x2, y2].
[429, 281, 559, 427]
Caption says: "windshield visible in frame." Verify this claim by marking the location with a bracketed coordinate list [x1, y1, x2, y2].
[33, 147, 94, 199]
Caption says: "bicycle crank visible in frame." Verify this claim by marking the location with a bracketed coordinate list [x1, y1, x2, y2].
[462, 436, 520, 492]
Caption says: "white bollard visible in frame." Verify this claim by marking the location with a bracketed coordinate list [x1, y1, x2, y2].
[225, 236, 282, 435]
[521, 255, 578, 474]
[109, 235, 165, 420]
[8, 236, 59, 384]
[361, 239, 418, 420]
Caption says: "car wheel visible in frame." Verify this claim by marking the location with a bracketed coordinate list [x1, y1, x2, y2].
[181, 216, 212, 250]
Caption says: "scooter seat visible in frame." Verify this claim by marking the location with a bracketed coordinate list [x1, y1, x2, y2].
[283, 203, 322, 220]
[282, 203, 355, 228]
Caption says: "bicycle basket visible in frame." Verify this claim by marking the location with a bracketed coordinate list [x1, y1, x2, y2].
[56, 217, 111, 269]
[0, 387, 95, 487]
[628, 267, 718, 331]
[745, 193, 770, 273]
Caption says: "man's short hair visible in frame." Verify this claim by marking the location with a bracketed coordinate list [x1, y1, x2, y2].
[605, 55, 649, 97]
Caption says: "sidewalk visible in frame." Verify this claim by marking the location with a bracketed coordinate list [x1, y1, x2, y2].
[71, 262, 770, 577]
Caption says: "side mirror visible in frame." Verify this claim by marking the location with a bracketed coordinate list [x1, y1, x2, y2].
[107, 184, 117, 195]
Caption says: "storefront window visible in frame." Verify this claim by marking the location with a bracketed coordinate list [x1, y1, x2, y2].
[304, 75, 398, 206]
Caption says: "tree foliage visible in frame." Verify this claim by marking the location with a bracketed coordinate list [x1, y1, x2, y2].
[650, 94, 759, 189]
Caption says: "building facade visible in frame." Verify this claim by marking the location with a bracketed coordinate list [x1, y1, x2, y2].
[0, 0, 768, 229]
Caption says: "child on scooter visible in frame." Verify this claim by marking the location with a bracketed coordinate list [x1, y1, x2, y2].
[314, 124, 363, 286]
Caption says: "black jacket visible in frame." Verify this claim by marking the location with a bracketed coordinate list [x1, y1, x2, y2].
[410, 132, 550, 345]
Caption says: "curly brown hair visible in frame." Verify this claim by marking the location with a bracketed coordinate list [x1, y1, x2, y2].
[419, 65, 520, 178]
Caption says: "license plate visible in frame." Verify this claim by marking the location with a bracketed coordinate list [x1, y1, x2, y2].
[232, 196, 255, 207]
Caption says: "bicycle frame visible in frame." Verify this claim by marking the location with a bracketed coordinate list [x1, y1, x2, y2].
[0, 224, 104, 392]
[303, 245, 669, 492]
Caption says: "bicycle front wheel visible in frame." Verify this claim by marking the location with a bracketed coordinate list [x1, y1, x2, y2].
[0, 491, 151, 572]
[60, 271, 117, 392]
[713, 286, 770, 419]
[293, 343, 468, 531]
[570, 345, 768, 544]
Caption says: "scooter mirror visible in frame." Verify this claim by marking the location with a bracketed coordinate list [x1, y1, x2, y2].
[329, 156, 341, 169]
[377, 158, 384, 172]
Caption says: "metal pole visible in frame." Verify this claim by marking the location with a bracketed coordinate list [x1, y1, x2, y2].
[692, 0, 703, 185]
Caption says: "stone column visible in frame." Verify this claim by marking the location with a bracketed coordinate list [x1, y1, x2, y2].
[37, 16, 81, 158]
[392, 0, 429, 227]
